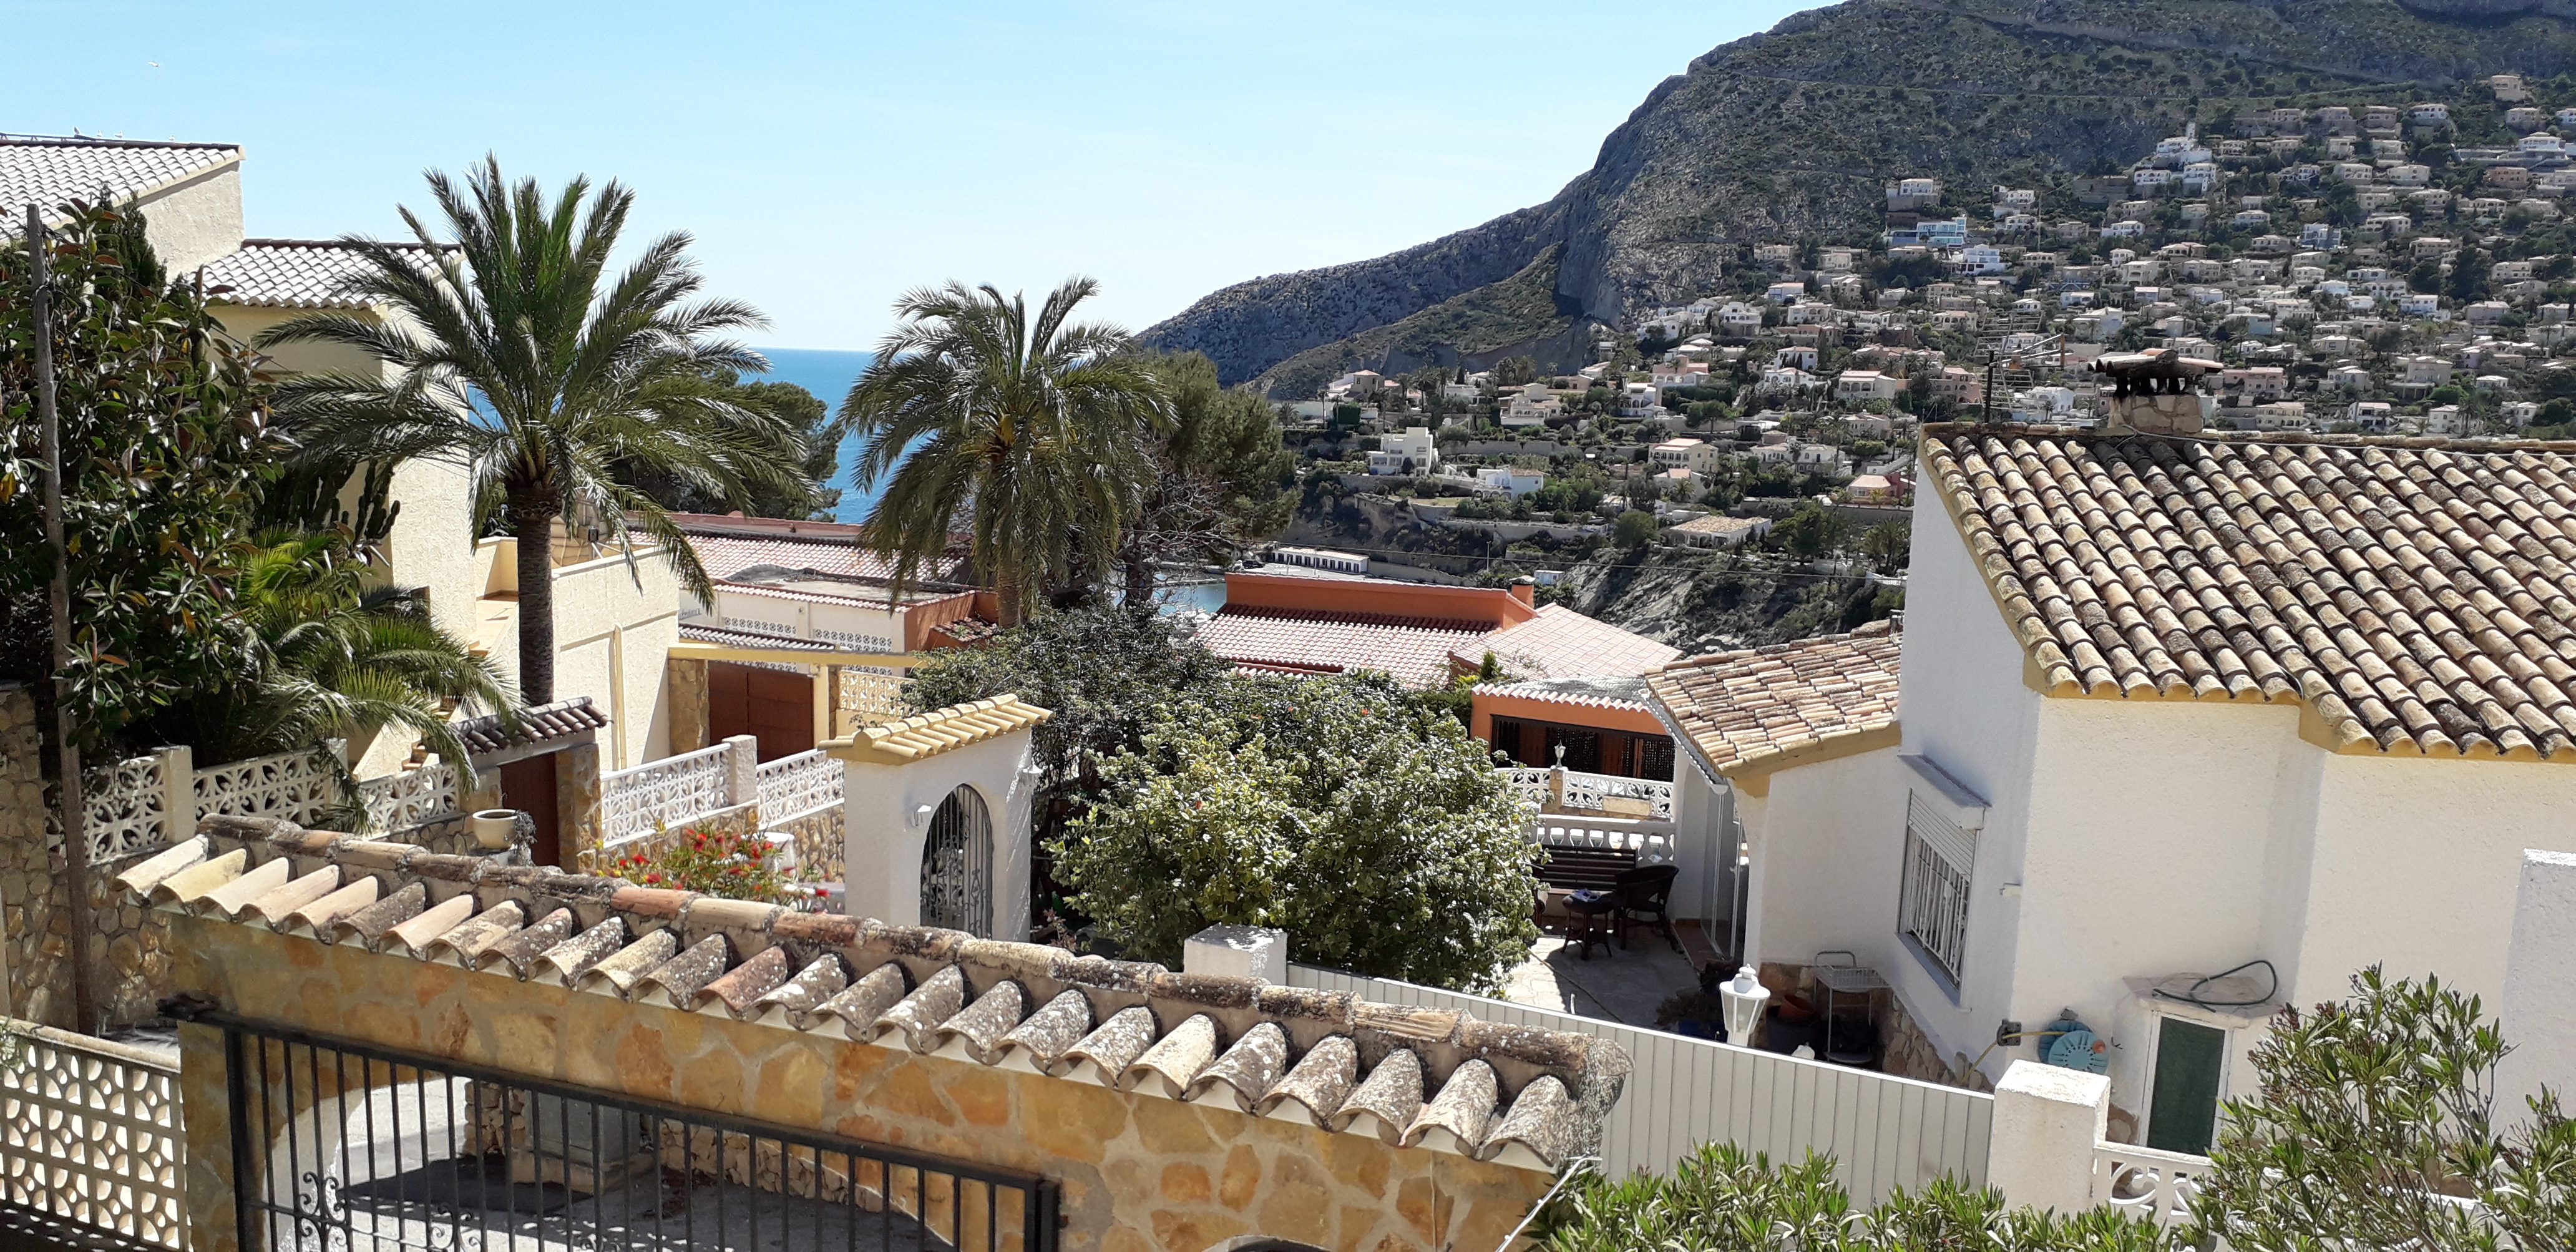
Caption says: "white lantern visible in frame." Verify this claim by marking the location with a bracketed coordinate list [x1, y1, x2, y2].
[1718, 965, 1771, 1046]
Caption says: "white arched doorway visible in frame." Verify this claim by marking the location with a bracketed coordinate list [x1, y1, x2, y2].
[919, 785, 993, 935]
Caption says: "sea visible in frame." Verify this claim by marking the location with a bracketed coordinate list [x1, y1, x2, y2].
[751, 346, 876, 523]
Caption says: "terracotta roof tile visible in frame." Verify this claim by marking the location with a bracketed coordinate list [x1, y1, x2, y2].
[1194, 605, 1490, 688]
[117, 815, 1631, 1171]
[1645, 624, 1903, 776]
[1, 137, 239, 214]
[832, 695, 1051, 765]
[1455, 605, 1681, 680]
[200, 239, 449, 310]
[1921, 423, 2576, 760]
[454, 697, 607, 756]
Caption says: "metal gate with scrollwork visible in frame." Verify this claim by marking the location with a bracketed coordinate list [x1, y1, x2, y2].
[919, 786, 992, 937]
[190, 1008, 1055, 1251]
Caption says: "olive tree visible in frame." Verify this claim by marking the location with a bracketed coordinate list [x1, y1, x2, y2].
[1055, 673, 1541, 992]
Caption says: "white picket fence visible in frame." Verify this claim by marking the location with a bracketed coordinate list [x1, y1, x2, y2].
[82, 744, 463, 863]
[1287, 964, 1993, 1205]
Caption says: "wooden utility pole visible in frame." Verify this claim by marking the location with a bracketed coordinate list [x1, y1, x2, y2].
[27, 205, 97, 1034]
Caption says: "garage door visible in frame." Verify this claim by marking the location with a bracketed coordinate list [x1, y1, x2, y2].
[708, 661, 814, 761]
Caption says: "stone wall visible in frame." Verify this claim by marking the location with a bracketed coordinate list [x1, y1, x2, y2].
[668, 657, 709, 755]
[0, 684, 70, 1028]
[170, 915, 1556, 1252]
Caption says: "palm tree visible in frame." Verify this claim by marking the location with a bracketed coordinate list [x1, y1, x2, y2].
[263, 157, 801, 703]
[134, 531, 517, 785]
[843, 279, 1168, 623]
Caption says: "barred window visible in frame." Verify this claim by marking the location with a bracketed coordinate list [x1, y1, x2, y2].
[1899, 791, 1976, 983]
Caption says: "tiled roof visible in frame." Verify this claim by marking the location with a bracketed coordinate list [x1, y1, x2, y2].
[1458, 605, 1681, 680]
[834, 696, 1051, 765]
[678, 622, 840, 652]
[454, 697, 608, 756]
[1646, 623, 1903, 777]
[1477, 676, 1652, 713]
[200, 238, 450, 310]
[119, 816, 1629, 1171]
[1194, 606, 1490, 688]
[0, 136, 240, 213]
[1922, 424, 2576, 760]
[1669, 514, 1768, 537]
[690, 532, 905, 584]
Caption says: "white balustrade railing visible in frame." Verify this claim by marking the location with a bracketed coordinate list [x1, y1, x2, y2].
[754, 748, 842, 822]
[355, 760, 462, 833]
[1494, 766, 1676, 819]
[601, 742, 736, 844]
[1530, 813, 1676, 859]
[837, 668, 909, 730]
[0, 1022, 184, 1249]
[2092, 1142, 2212, 1227]
[86, 743, 356, 863]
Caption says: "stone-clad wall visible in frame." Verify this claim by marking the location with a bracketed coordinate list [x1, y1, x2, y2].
[0, 684, 71, 1028]
[170, 915, 1554, 1252]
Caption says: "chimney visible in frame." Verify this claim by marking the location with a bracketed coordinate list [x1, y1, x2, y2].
[1509, 577, 1536, 607]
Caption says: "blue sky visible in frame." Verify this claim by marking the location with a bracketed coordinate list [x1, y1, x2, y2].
[14, 1, 1823, 348]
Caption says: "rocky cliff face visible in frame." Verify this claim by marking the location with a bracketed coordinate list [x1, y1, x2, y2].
[1144, 0, 2576, 390]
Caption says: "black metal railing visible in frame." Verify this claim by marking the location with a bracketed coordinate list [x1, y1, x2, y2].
[178, 1006, 1058, 1252]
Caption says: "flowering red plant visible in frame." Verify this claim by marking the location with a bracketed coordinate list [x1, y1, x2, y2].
[607, 824, 809, 904]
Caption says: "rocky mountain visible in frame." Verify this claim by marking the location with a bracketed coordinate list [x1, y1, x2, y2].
[1143, 0, 2576, 393]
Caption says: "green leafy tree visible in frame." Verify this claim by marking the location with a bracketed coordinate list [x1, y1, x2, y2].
[265, 157, 794, 704]
[1, 199, 278, 753]
[1118, 352, 1295, 604]
[900, 605, 1234, 791]
[2195, 967, 2575, 1251]
[130, 531, 516, 791]
[1860, 521, 1911, 574]
[1774, 502, 1848, 558]
[1614, 509, 1659, 549]
[1056, 675, 1542, 990]
[844, 279, 1167, 622]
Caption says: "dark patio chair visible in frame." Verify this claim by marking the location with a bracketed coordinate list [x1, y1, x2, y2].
[1611, 863, 1681, 952]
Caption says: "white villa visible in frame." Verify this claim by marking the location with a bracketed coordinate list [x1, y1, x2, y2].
[1649, 424, 2576, 1156]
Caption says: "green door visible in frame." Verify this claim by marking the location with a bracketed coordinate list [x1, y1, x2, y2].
[2147, 1017, 2226, 1154]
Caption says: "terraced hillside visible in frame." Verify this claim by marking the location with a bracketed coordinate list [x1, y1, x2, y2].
[1144, 0, 2576, 393]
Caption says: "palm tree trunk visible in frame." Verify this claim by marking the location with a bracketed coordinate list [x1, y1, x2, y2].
[512, 499, 558, 705]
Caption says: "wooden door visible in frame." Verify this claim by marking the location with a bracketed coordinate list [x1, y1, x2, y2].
[708, 661, 816, 761]
[500, 753, 562, 868]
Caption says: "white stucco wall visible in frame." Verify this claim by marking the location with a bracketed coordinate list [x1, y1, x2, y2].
[133, 164, 243, 273]
[1888, 483, 2047, 1072]
[1741, 746, 1906, 972]
[841, 733, 1038, 941]
[706, 589, 905, 650]
[2297, 755, 2576, 1006]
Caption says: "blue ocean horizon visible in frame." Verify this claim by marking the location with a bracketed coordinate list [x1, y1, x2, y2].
[753, 346, 876, 523]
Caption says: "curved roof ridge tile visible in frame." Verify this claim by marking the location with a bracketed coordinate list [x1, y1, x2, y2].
[139, 824, 1626, 1171]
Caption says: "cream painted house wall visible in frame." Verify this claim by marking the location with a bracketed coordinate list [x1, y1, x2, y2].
[132, 163, 244, 272]
[475, 539, 678, 771]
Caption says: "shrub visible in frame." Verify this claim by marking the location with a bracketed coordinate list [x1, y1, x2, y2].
[1055, 674, 1541, 991]
[605, 824, 816, 906]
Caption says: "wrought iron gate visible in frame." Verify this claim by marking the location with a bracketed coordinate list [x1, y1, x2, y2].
[919, 786, 992, 936]
[186, 1008, 1057, 1251]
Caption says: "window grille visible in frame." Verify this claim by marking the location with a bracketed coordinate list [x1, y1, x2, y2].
[1898, 791, 1976, 982]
